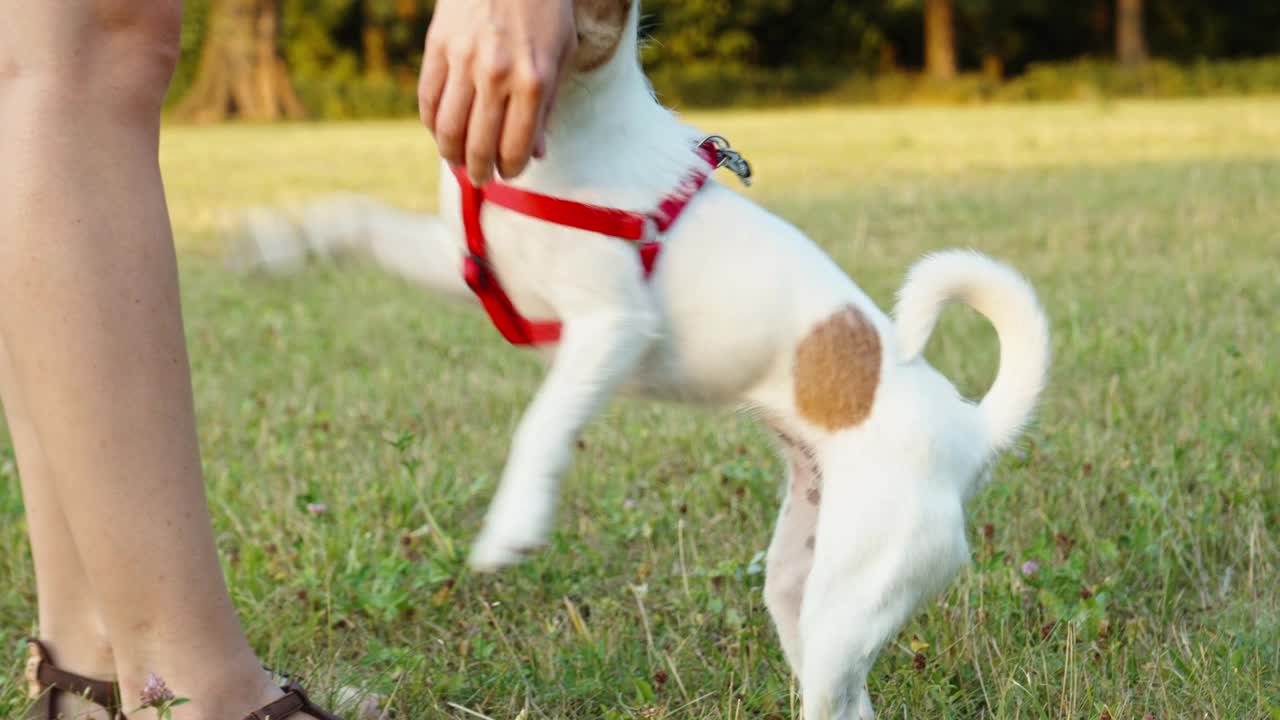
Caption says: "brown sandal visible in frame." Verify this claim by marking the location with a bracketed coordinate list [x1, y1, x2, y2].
[241, 679, 348, 720]
[25, 637, 349, 720]
[24, 639, 124, 720]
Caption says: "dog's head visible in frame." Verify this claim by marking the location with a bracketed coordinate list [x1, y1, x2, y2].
[570, 0, 637, 73]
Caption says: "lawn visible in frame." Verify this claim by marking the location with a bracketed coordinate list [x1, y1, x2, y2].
[3, 98, 1278, 719]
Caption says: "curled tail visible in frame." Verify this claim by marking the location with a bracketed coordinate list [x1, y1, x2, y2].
[221, 192, 474, 304]
[893, 249, 1050, 451]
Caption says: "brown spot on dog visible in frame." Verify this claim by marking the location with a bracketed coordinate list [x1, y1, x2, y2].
[572, 0, 633, 72]
[806, 487, 821, 506]
[804, 535, 816, 551]
[793, 304, 882, 430]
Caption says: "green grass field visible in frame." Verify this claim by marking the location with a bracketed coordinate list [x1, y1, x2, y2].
[3, 98, 1279, 719]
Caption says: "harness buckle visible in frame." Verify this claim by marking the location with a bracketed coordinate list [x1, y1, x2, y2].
[462, 252, 491, 291]
[698, 134, 753, 187]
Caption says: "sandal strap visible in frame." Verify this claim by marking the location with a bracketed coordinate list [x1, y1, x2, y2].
[25, 639, 348, 720]
[242, 680, 347, 720]
[25, 639, 123, 717]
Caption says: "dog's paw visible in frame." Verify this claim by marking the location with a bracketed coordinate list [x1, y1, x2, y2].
[468, 527, 549, 572]
[469, 483, 556, 572]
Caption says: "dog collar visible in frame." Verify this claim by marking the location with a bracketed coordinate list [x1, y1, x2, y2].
[452, 135, 751, 346]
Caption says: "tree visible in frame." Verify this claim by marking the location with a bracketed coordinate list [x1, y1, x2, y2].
[1115, 0, 1147, 65]
[640, 0, 759, 69]
[362, 0, 428, 84]
[362, 0, 392, 78]
[961, 0, 1056, 81]
[924, 0, 956, 79]
[175, 0, 305, 121]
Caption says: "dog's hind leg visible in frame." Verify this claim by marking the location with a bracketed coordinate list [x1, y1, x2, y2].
[761, 423, 823, 675]
[796, 559, 903, 720]
[469, 290, 660, 571]
[795, 445, 970, 720]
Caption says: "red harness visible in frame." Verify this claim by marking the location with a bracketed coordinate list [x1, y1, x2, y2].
[452, 137, 749, 346]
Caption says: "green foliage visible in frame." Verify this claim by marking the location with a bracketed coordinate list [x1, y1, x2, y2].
[642, 57, 1280, 110]
[290, 75, 419, 120]
[280, 0, 430, 119]
[165, 0, 431, 117]
[166, 0, 210, 108]
[639, 0, 759, 68]
[162, 0, 1280, 119]
[1001, 57, 1280, 101]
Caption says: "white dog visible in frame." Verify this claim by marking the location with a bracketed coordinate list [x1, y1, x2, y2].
[228, 1, 1050, 716]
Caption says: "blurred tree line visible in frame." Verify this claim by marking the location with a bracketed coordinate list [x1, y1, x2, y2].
[169, 0, 1280, 120]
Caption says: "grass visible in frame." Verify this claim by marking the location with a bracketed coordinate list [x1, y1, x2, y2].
[3, 97, 1279, 719]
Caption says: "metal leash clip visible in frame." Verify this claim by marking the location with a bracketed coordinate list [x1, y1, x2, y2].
[698, 134, 753, 186]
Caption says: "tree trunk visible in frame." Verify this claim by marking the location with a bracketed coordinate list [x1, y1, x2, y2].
[363, 23, 390, 78]
[394, 0, 419, 23]
[879, 42, 898, 74]
[982, 54, 1003, 82]
[924, 0, 957, 80]
[174, 0, 305, 122]
[1116, 0, 1147, 66]
[393, 0, 423, 87]
[1092, 0, 1111, 48]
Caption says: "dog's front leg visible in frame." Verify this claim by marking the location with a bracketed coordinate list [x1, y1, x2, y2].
[469, 303, 658, 571]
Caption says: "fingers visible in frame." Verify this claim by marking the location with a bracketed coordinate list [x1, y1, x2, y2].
[530, 45, 574, 161]
[524, 30, 575, 166]
[465, 39, 516, 185]
[467, 93, 508, 185]
[433, 59, 476, 170]
[419, 0, 577, 181]
[417, 39, 447, 133]
[496, 62, 547, 179]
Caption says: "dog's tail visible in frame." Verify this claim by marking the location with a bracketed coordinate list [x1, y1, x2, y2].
[893, 250, 1050, 451]
[221, 193, 473, 304]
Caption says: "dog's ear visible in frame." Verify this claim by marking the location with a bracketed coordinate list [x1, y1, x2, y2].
[572, 0, 633, 72]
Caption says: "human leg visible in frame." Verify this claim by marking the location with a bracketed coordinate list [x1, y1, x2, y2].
[0, 2, 323, 717]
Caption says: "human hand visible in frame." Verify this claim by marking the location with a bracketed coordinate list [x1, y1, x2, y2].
[418, 0, 578, 185]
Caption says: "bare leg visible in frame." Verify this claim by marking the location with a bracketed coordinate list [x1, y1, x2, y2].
[0, 3, 317, 718]
[0, 341, 114, 719]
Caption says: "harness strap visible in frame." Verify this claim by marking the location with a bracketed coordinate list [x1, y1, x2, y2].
[454, 139, 731, 346]
[457, 174, 564, 345]
[479, 181, 650, 241]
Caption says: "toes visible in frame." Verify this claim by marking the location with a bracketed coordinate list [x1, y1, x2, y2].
[333, 685, 393, 720]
